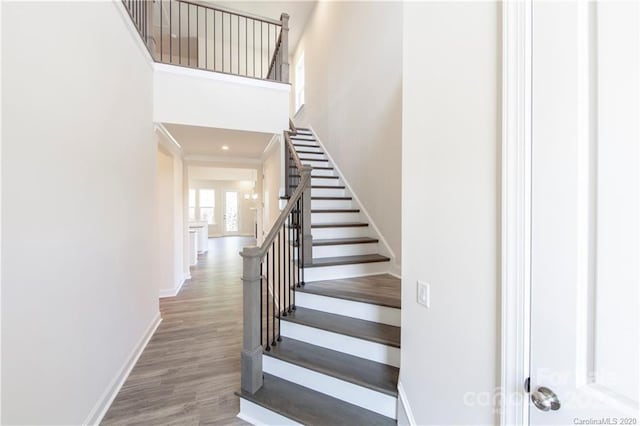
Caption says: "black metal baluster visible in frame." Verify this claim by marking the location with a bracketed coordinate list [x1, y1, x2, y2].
[267, 24, 270, 77]
[278, 226, 283, 341]
[253, 20, 255, 77]
[169, 0, 172, 62]
[160, 0, 163, 62]
[300, 194, 305, 287]
[284, 216, 289, 316]
[260, 259, 263, 347]
[261, 21, 263, 78]
[222, 12, 225, 72]
[265, 249, 270, 351]
[271, 240, 276, 346]
[214, 10, 217, 71]
[229, 13, 232, 72]
[205, 8, 207, 69]
[187, 4, 190, 67]
[179, 2, 181, 64]
[245, 17, 248, 76]
[237, 15, 240, 75]
[196, 7, 199, 68]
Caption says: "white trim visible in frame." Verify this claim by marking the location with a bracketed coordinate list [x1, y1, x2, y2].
[155, 123, 183, 157]
[238, 398, 302, 426]
[262, 356, 397, 419]
[153, 62, 290, 92]
[261, 133, 281, 160]
[500, 1, 532, 425]
[397, 382, 417, 426]
[307, 126, 399, 273]
[159, 277, 187, 298]
[112, 0, 154, 69]
[83, 312, 162, 425]
[184, 154, 262, 165]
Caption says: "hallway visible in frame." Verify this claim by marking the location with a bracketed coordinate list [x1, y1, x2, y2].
[102, 237, 254, 425]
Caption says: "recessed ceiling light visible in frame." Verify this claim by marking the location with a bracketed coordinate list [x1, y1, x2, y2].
[221, 145, 229, 151]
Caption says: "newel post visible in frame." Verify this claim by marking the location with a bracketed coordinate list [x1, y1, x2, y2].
[239, 246, 263, 394]
[279, 13, 290, 83]
[301, 165, 313, 265]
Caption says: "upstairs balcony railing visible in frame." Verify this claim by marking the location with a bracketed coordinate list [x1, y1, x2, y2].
[122, 0, 290, 83]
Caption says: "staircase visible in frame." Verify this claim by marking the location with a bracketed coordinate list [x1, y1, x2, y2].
[237, 128, 401, 425]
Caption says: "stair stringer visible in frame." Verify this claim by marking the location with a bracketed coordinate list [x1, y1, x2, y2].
[305, 126, 400, 276]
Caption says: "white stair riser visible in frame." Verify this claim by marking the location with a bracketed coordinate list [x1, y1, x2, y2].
[311, 177, 342, 186]
[311, 187, 345, 197]
[304, 261, 390, 282]
[295, 292, 401, 327]
[294, 145, 322, 153]
[302, 159, 331, 168]
[311, 199, 353, 209]
[312, 226, 370, 239]
[312, 243, 379, 258]
[310, 169, 336, 177]
[292, 242, 378, 260]
[311, 212, 360, 223]
[297, 152, 326, 160]
[280, 321, 400, 367]
[238, 398, 301, 426]
[263, 356, 397, 419]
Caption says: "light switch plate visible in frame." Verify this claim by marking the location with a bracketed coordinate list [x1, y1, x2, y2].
[417, 281, 430, 308]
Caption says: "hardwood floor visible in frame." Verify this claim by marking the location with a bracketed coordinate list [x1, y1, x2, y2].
[102, 237, 254, 426]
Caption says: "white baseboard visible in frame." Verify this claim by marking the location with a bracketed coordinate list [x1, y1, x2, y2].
[83, 312, 162, 425]
[389, 263, 402, 279]
[159, 277, 187, 298]
[397, 381, 417, 426]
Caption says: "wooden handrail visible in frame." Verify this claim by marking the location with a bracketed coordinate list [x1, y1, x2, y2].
[177, 0, 283, 26]
[284, 131, 304, 171]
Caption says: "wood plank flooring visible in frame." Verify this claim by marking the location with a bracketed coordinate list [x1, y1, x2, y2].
[102, 237, 254, 426]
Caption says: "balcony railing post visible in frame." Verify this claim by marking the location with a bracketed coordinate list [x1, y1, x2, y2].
[279, 13, 290, 83]
[301, 165, 313, 266]
[240, 246, 263, 394]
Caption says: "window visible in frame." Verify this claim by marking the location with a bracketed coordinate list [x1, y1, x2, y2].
[199, 189, 215, 225]
[188, 189, 196, 221]
[295, 53, 305, 112]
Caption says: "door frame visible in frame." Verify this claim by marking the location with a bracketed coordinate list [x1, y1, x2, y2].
[501, 1, 533, 424]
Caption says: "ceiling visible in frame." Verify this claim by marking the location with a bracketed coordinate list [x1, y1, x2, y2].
[163, 123, 273, 159]
[208, 1, 317, 52]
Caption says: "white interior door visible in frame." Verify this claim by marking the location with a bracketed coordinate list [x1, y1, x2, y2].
[224, 191, 239, 235]
[530, 0, 639, 423]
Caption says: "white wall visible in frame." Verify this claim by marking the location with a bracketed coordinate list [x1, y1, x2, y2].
[291, 1, 402, 265]
[154, 63, 290, 134]
[2, 2, 158, 424]
[401, 2, 500, 425]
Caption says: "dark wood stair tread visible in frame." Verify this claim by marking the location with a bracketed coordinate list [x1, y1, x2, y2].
[290, 236, 375, 248]
[237, 374, 394, 426]
[311, 209, 359, 213]
[282, 307, 400, 347]
[311, 222, 368, 228]
[290, 165, 334, 170]
[292, 143, 318, 148]
[298, 274, 401, 309]
[290, 185, 346, 189]
[296, 150, 324, 155]
[312, 196, 352, 200]
[264, 338, 399, 396]
[301, 254, 390, 269]
[300, 157, 329, 162]
[290, 174, 339, 179]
